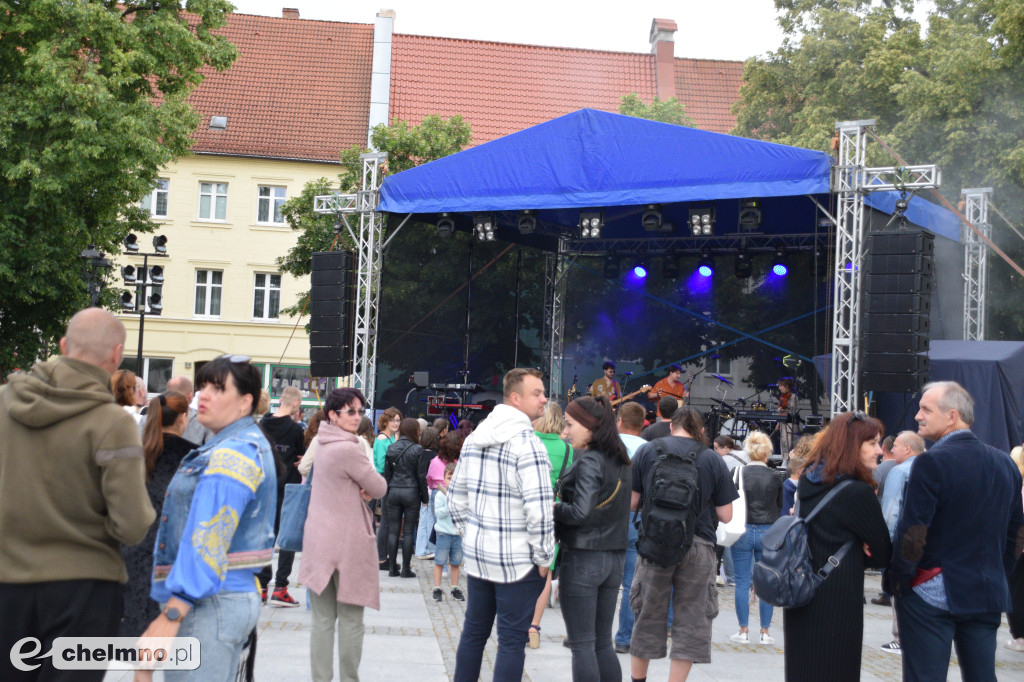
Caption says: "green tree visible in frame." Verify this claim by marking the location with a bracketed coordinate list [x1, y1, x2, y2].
[0, 0, 237, 375]
[618, 93, 694, 126]
[733, 0, 1024, 338]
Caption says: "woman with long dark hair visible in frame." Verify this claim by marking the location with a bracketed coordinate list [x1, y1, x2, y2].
[784, 411, 892, 681]
[374, 407, 402, 569]
[383, 418, 428, 577]
[120, 391, 195, 637]
[555, 396, 631, 681]
[356, 417, 376, 462]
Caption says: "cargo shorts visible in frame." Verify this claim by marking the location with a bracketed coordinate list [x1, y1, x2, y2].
[628, 536, 719, 662]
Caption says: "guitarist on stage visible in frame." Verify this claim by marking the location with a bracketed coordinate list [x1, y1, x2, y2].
[777, 377, 800, 455]
[589, 361, 622, 401]
[646, 364, 689, 403]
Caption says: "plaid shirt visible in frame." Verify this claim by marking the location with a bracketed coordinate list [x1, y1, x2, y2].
[449, 404, 555, 583]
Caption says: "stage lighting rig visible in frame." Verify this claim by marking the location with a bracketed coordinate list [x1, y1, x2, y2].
[632, 262, 648, 279]
[152, 235, 168, 253]
[697, 252, 714, 278]
[734, 250, 752, 279]
[642, 205, 672, 233]
[473, 214, 496, 242]
[437, 213, 455, 238]
[738, 199, 762, 231]
[518, 210, 537, 235]
[578, 209, 604, 238]
[771, 247, 789, 276]
[123, 234, 139, 252]
[688, 207, 715, 236]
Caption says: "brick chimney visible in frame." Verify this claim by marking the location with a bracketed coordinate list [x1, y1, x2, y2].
[282, 8, 300, 19]
[649, 18, 677, 101]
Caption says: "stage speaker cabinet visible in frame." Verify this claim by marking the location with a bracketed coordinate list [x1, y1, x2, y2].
[862, 229, 933, 393]
[309, 250, 356, 378]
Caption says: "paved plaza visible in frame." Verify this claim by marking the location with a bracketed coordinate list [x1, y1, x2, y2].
[106, 554, 1024, 681]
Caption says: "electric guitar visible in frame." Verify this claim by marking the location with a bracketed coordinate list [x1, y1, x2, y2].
[610, 385, 653, 407]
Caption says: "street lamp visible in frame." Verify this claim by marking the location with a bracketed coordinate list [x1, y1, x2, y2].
[121, 234, 169, 372]
[78, 245, 112, 307]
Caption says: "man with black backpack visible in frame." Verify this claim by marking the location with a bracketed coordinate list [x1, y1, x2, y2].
[628, 407, 738, 682]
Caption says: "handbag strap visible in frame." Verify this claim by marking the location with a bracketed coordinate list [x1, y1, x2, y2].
[796, 479, 852, 520]
[557, 441, 571, 481]
[594, 477, 622, 510]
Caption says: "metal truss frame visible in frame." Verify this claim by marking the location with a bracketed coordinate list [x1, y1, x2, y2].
[542, 238, 571, 401]
[314, 152, 388, 409]
[561, 232, 829, 257]
[961, 188, 992, 341]
[831, 120, 939, 414]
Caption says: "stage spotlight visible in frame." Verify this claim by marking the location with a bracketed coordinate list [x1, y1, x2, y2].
[517, 210, 537, 235]
[473, 214, 496, 242]
[734, 251, 752, 279]
[633, 262, 648, 279]
[642, 205, 672, 233]
[697, 252, 714, 277]
[603, 255, 620, 278]
[738, 199, 762, 231]
[437, 212, 455, 238]
[579, 209, 604, 238]
[662, 254, 679, 279]
[688, 207, 715, 236]
[771, 247, 789, 276]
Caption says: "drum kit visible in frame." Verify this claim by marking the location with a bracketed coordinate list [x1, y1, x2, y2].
[703, 377, 781, 440]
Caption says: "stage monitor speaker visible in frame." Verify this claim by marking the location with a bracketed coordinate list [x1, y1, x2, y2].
[309, 250, 356, 378]
[862, 229, 934, 393]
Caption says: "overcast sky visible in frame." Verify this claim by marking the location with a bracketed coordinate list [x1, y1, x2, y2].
[228, 1, 790, 62]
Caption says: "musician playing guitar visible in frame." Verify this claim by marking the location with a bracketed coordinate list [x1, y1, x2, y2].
[589, 362, 622, 401]
[777, 377, 799, 455]
[646, 364, 689, 403]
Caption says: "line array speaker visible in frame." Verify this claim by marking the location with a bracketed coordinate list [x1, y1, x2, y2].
[309, 251, 356, 378]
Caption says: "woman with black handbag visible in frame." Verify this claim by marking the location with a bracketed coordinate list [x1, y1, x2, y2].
[383, 418, 429, 577]
[555, 396, 631, 682]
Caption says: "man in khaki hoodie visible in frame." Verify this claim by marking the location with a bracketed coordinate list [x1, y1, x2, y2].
[0, 308, 155, 680]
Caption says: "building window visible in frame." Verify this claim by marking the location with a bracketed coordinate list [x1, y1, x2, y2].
[253, 273, 281, 319]
[194, 269, 223, 317]
[198, 182, 228, 221]
[257, 186, 286, 224]
[140, 178, 169, 218]
[119, 357, 173, 393]
[710, 356, 733, 377]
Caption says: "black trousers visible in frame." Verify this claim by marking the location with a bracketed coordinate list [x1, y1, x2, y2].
[386, 487, 421, 569]
[258, 486, 295, 589]
[1009, 553, 1024, 638]
[0, 579, 122, 682]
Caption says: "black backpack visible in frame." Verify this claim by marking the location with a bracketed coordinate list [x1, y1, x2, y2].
[635, 440, 702, 567]
[751, 480, 854, 608]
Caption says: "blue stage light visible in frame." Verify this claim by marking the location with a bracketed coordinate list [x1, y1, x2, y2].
[698, 264, 713, 277]
[771, 247, 789, 277]
[633, 263, 648, 279]
[772, 263, 788, 276]
[697, 251, 714, 277]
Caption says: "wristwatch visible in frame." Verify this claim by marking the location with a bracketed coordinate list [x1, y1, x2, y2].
[163, 606, 184, 622]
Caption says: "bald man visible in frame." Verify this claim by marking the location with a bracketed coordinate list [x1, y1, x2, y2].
[164, 375, 212, 445]
[0, 308, 155, 680]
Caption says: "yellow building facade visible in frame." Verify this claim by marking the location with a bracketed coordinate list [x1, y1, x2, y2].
[115, 154, 339, 410]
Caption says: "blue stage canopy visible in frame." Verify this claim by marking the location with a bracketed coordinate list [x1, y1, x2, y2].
[378, 109, 960, 242]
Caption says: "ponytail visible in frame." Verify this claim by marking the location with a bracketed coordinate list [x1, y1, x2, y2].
[143, 391, 189, 477]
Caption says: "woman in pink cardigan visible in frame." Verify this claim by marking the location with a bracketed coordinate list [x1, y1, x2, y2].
[299, 388, 386, 682]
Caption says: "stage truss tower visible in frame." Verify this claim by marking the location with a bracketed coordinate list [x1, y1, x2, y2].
[961, 188, 991, 341]
[831, 120, 939, 414]
[542, 238, 571, 402]
[314, 152, 388, 410]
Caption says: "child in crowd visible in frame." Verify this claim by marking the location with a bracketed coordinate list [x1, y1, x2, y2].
[431, 462, 464, 602]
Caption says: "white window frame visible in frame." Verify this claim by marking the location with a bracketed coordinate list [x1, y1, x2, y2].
[194, 269, 223, 318]
[140, 178, 169, 218]
[198, 181, 228, 221]
[710, 356, 733, 377]
[253, 272, 282, 320]
[256, 185, 287, 225]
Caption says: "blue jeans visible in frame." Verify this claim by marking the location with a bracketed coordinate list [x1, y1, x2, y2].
[415, 494, 436, 556]
[560, 548, 624, 682]
[165, 590, 261, 682]
[615, 512, 639, 647]
[896, 589, 1000, 682]
[730, 524, 774, 629]
[723, 545, 735, 582]
[454, 566, 546, 682]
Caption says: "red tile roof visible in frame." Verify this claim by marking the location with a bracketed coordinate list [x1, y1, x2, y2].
[189, 13, 373, 163]
[389, 34, 744, 147]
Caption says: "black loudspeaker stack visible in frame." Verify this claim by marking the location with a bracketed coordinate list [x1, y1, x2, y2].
[862, 230, 934, 393]
[309, 251, 356, 378]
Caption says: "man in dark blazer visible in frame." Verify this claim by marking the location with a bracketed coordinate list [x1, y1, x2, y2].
[889, 381, 1024, 682]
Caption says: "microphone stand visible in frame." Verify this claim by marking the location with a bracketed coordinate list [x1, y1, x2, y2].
[685, 358, 712, 406]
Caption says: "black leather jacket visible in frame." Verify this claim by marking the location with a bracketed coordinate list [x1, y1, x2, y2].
[554, 447, 632, 551]
[740, 463, 784, 525]
[384, 437, 429, 504]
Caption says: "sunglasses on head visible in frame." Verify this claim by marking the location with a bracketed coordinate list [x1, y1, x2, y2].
[218, 354, 251, 364]
[850, 410, 869, 422]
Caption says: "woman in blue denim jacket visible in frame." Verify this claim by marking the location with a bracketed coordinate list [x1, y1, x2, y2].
[140, 355, 277, 681]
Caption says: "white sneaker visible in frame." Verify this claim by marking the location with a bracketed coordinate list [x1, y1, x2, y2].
[881, 640, 902, 655]
[715, 575, 725, 586]
[729, 631, 750, 644]
[759, 632, 775, 645]
[1006, 637, 1024, 652]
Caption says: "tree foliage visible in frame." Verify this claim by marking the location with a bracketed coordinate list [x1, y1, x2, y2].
[0, 0, 237, 375]
[733, 0, 1024, 338]
[618, 93, 694, 126]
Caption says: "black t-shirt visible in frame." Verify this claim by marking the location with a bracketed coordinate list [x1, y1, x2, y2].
[640, 420, 672, 442]
[260, 414, 306, 486]
[632, 436, 739, 544]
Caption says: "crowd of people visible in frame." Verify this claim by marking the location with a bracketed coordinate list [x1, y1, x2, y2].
[1, 308, 1022, 682]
